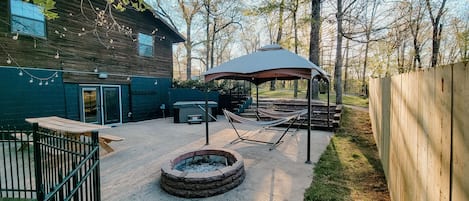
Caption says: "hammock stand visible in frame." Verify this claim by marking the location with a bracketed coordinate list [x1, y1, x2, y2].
[223, 109, 302, 150]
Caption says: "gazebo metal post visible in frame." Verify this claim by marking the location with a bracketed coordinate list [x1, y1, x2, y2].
[256, 84, 259, 119]
[306, 78, 312, 164]
[205, 83, 209, 145]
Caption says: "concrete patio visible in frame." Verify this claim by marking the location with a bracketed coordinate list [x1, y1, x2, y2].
[99, 116, 332, 201]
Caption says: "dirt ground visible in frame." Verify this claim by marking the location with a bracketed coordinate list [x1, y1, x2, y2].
[99, 116, 332, 201]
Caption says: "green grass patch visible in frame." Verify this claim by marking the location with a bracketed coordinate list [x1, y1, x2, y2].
[304, 108, 389, 201]
[255, 88, 369, 107]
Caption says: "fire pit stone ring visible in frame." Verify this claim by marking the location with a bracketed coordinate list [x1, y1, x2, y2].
[160, 148, 245, 198]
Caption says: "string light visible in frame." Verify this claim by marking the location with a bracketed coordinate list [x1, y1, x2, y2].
[20, 70, 59, 86]
[12, 33, 18, 40]
[154, 80, 158, 85]
[54, 50, 60, 59]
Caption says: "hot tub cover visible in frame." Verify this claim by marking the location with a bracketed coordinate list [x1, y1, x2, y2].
[173, 101, 218, 108]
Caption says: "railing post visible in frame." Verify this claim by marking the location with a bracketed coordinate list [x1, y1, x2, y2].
[92, 131, 101, 201]
[32, 123, 44, 201]
[72, 161, 79, 201]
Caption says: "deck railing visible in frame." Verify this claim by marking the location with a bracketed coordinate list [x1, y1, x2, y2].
[0, 123, 101, 201]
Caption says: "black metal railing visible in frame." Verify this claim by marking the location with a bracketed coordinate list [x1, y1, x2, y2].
[0, 123, 101, 201]
[0, 127, 36, 199]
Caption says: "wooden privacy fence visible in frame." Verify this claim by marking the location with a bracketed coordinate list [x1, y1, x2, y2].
[369, 62, 468, 201]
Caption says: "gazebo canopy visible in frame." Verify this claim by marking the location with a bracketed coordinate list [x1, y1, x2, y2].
[201, 44, 330, 164]
[203, 44, 328, 85]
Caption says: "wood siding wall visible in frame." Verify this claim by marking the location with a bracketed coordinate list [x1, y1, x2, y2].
[369, 62, 469, 201]
[0, 0, 180, 84]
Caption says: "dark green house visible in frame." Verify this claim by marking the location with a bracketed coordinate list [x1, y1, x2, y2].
[0, 0, 185, 126]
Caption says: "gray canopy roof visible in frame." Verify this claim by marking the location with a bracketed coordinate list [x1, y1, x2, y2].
[203, 44, 329, 84]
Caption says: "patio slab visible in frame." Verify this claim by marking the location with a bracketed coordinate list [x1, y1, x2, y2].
[99, 116, 332, 201]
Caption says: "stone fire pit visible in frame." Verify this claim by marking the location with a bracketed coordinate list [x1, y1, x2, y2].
[160, 148, 245, 198]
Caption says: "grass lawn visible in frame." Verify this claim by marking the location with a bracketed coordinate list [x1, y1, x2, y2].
[256, 88, 369, 107]
[304, 107, 389, 201]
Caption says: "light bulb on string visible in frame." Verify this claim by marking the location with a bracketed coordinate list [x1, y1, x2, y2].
[54, 50, 60, 59]
[51, 79, 54, 83]
[6, 57, 11, 64]
[18, 69, 23, 76]
[39, 80, 43, 86]
[45, 81, 48, 85]
[55, 73, 59, 78]
[12, 33, 18, 40]
[29, 78, 33, 83]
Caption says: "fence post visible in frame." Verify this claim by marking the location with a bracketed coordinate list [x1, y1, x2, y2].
[32, 123, 44, 201]
[92, 131, 101, 201]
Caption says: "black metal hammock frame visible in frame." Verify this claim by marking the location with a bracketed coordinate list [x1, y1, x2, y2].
[222, 109, 306, 150]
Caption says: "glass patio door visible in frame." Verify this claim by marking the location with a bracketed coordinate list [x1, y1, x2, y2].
[82, 87, 100, 124]
[102, 86, 121, 124]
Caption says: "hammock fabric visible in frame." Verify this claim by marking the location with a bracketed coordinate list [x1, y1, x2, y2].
[257, 108, 308, 132]
[223, 109, 298, 127]
[257, 108, 308, 119]
[222, 109, 302, 150]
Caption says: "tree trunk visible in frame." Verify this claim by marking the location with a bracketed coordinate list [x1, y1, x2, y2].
[270, 0, 286, 91]
[361, 37, 369, 96]
[293, 0, 299, 98]
[210, 18, 217, 69]
[334, 0, 343, 104]
[430, 23, 443, 67]
[205, 0, 210, 71]
[309, 0, 321, 99]
[343, 38, 349, 94]
[186, 22, 192, 80]
[425, 0, 447, 67]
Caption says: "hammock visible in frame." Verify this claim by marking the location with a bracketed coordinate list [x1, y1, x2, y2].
[222, 109, 302, 150]
[257, 108, 308, 132]
[257, 108, 307, 118]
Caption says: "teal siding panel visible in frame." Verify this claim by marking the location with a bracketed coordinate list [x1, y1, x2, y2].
[64, 83, 80, 121]
[0, 67, 66, 126]
[130, 77, 170, 121]
[121, 84, 130, 123]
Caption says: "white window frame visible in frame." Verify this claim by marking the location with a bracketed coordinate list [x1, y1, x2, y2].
[138, 33, 154, 57]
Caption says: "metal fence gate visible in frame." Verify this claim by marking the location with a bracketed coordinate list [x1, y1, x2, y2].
[0, 123, 101, 201]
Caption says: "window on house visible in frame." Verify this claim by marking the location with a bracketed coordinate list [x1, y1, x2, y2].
[10, 0, 46, 38]
[138, 33, 154, 57]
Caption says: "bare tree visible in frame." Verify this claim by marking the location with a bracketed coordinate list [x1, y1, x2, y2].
[334, 0, 358, 104]
[425, 0, 447, 67]
[269, 0, 286, 91]
[156, 0, 202, 80]
[408, 0, 425, 69]
[204, 0, 242, 69]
